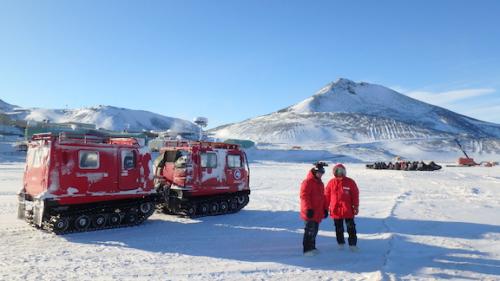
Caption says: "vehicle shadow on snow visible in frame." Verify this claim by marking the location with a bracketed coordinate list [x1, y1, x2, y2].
[64, 210, 500, 277]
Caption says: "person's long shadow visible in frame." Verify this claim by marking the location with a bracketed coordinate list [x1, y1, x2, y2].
[64, 210, 500, 277]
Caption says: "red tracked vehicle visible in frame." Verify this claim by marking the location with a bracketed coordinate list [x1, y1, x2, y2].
[17, 133, 157, 234]
[154, 140, 250, 217]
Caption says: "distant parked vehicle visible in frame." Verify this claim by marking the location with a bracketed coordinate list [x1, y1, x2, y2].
[366, 160, 442, 171]
[446, 139, 497, 167]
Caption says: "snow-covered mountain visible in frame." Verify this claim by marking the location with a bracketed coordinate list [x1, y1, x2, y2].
[0, 99, 198, 133]
[0, 99, 19, 112]
[212, 78, 500, 161]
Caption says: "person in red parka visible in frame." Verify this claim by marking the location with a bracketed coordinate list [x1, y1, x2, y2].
[324, 163, 359, 250]
[300, 162, 329, 255]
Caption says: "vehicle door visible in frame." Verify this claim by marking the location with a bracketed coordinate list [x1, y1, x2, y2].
[24, 141, 51, 196]
[68, 147, 118, 193]
[119, 148, 140, 191]
[199, 149, 221, 190]
[225, 152, 247, 191]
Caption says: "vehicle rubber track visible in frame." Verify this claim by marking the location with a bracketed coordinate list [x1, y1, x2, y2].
[23, 198, 156, 235]
[159, 191, 250, 218]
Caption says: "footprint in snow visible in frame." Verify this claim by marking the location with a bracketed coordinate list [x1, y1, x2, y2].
[471, 187, 480, 195]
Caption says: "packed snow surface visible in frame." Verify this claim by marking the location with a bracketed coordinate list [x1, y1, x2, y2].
[1, 160, 499, 280]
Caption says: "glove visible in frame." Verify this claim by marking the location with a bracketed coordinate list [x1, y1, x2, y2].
[306, 209, 314, 219]
[353, 206, 359, 215]
[324, 209, 328, 219]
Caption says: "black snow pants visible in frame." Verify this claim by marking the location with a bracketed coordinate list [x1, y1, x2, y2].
[303, 221, 319, 253]
[334, 218, 357, 246]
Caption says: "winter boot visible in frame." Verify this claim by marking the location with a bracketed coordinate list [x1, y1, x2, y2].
[349, 245, 359, 252]
[304, 249, 320, 256]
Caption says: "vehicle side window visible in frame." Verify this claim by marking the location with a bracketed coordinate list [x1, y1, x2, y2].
[165, 151, 178, 162]
[227, 155, 242, 168]
[79, 151, 99, 169]
[201, 153, 217, 168]
[122, 150, 136, 170]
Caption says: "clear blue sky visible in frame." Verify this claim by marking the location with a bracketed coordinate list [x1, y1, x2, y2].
[1, 0, 500, 128]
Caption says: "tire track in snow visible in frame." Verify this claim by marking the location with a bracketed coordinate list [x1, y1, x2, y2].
[482, 175, 500, 184]
[379, 172, 413, 281]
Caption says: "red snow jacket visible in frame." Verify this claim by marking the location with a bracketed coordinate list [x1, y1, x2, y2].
[300, 169, 327, 223]
[324, 167, 359, 219]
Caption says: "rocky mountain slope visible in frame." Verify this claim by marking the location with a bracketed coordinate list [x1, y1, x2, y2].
[212, 78, 500, 161]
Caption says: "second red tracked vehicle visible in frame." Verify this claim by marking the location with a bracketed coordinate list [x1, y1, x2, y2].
[154, 141, 250, 217]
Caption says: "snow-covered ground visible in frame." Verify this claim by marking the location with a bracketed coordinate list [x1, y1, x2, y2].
[1, 160, 499, 280]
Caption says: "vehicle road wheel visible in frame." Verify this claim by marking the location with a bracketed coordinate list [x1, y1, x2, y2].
[139, 202, 155, 217]
[219, 201, 228, 213]
[200, 203, 209, 215]
[125, 212, 138, 224]
[237, 194, 249, 207]
[74, 215, 91, 231]
[91, 214, 106, 228]
[108, 213, 121, 226]
[52, 216, 69, 233]
[229, 197, 238, 210]
[209, 202, 219, 214]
